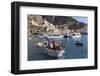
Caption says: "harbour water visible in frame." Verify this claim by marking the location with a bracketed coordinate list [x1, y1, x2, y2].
[28, 35, 88, 61]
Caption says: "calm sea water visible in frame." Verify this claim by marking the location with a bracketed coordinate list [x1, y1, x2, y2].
[28, 35, 88, 61]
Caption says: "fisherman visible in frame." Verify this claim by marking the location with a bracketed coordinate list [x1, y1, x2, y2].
[47, 39, 51, 49]
[50, 41, 53, 49]
[52, 40, 56, 50]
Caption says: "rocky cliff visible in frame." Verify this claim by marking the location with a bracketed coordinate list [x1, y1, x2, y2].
[28, 15, 87, 36]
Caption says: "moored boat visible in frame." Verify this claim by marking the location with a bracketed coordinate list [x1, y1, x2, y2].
[64, 32, 71, 38]
[46, 34, 63, 39]
[43, 40, 65, 57]
[75, 41, 83, 47]
[72, 32, 81, 38]
[46, 48, 65, 57]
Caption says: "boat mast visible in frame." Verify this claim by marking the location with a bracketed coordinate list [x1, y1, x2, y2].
[52, 16, 55, 24]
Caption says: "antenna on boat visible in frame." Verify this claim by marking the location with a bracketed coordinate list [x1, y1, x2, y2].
[52, 16, 55, 25]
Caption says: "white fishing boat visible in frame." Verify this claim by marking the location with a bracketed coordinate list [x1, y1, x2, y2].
[72, 32, 81, 38]
[43, 40, 65, 57]
[46, 34, 63, 39]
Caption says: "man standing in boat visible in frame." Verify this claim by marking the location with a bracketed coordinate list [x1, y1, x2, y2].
[52, 40, 56, 50]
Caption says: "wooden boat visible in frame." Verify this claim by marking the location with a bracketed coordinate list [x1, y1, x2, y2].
[43, 40, 65, 57]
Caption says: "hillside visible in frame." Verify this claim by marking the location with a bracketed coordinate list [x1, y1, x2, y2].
[28, 15, 87, 36]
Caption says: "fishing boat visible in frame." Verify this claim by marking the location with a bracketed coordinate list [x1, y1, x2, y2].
[72, 32, 81, 38]
[43, 40, 65, 57]
[64, 32, 71, 38]
[46, 34, 63, 39]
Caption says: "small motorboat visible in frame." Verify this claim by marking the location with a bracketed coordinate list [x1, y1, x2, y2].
[64, 33, 70, 38]
[63, 32, 71, 38]
[72, 32, 81, 38]
[75, 41, 83, 47]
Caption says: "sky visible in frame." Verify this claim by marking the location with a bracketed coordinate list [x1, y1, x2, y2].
[72, 16, 88, 24]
